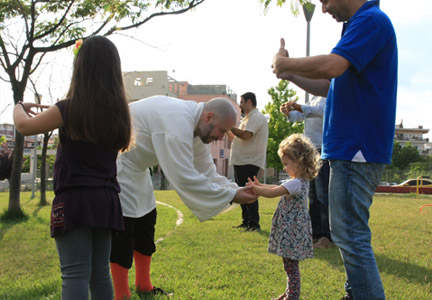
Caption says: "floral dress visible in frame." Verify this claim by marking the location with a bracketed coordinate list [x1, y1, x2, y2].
[268, 178, 313, 260]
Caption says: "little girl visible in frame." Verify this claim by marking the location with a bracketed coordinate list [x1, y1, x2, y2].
[247, 133, 321, 300]
[14, 36, 132, 299]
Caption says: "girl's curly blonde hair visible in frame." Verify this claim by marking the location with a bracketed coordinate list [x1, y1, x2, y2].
[277, 133, 322, 181]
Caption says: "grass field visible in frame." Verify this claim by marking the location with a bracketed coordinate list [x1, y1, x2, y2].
[0, 191, 431, 300]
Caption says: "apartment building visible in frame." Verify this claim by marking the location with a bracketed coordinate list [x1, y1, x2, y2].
[395, 121, 432, 156]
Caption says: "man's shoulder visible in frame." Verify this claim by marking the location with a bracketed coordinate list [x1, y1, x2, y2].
[248, 109, 266, 120]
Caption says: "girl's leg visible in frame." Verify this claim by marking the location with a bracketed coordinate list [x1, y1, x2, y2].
[283, 258, 301, 300]
[90, 228, 113, 300]
[55, 228, 92, 300]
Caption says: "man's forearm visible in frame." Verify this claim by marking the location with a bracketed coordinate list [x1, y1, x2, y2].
[230, 127, 253, 140]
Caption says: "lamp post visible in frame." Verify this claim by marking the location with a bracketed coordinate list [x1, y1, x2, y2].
[31, 93, 42, 199]
[302, 3, 315, 104]
[263, 114, 270, 184]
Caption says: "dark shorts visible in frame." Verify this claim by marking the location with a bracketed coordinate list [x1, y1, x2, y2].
[110, 208, 157, 269]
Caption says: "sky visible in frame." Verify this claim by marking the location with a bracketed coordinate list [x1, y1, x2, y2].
[1, 0, 432, 139]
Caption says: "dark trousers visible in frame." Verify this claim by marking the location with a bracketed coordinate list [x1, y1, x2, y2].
[309, 159, 331, 239]
[234, 164, 260, 227]
[110, 209, 157, 269]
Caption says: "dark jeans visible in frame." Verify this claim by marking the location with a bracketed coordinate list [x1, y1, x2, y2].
[309, 159, 330, 239]
[55, 228, 113, 300]
[234, 164, 260, 227]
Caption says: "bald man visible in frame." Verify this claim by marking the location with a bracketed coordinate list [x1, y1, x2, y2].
[110, 96, 256, 299]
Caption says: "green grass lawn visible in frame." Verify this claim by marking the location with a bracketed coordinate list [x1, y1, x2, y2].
[1, 191, 431, 299]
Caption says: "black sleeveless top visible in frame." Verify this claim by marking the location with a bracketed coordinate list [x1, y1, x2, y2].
[50, 100, 124, 237]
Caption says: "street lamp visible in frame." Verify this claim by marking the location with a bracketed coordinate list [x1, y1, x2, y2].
[263, 114, 270, 184]
[302, 3, 315, 104]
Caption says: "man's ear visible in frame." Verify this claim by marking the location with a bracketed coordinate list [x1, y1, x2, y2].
[204, 111, 215, 123]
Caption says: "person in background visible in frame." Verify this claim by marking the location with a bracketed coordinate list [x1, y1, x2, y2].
[247, 134, 321, 300]
[271, 0, 397, 299]
[227, 92, 269, 231]
[14, 36, 132, 300]
[280, 97, 333, 248]
[110, 96, 257, 300]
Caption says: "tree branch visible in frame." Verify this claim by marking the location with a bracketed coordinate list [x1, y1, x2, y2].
[104, 0, 205, 35]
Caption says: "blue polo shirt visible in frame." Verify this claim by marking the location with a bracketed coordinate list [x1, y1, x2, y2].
[322, 0, 398, 164]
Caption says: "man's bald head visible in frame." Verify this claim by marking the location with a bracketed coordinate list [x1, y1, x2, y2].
[204, 97, 236, 124]
[195, 98, 237, 144]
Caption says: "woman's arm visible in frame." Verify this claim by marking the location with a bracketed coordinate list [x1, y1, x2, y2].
[14, 102, 63, 136]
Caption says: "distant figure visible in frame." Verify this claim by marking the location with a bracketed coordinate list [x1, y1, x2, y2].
[281, 97, 333, 248]
[14, 36, 132, 300]
[247, 134, 321, 300]
[227, 92, 269, 231]
[109, 96, 257, 300]
[271, 0, 397, 299]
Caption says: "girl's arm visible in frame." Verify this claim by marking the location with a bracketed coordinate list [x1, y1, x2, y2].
[247, 176, 288, 198]
[14, 102, 63, 136]
[250, 184, 288, 198]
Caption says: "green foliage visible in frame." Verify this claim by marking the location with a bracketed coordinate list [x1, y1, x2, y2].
[390, 141, 424, 170]
[263, 80, 303, 171]
[1, 0, 205, 51]
[406, 160, 432, 180]
[21, 154, 56, 173]
[260, 0, 312, 16]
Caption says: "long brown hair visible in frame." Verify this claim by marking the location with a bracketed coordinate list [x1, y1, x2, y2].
[65, 35, 131, 152]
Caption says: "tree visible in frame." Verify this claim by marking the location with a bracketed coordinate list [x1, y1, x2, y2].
[390, 141, 424, 170]
[260, 0, 312, 16]
[0, 0, 206, 217]
[263, 80, 303, 181]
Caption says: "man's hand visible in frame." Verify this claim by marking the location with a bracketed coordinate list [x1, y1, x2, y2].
[232, 186, 257, 204]
[280, 100, 297, 116]
[272, 38, 289, 75]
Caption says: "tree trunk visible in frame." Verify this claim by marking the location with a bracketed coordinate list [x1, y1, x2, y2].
[39, 132, 52, 205]
[8, 130, 24, 214]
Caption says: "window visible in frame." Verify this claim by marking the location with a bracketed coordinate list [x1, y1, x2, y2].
[134, 78, 143, 86]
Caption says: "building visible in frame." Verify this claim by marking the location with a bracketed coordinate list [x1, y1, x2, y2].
[123, 70, 238, 178]
[395, 121, 432, 156]
[123, 71, 177, 102]
[0, 123, 51, 155]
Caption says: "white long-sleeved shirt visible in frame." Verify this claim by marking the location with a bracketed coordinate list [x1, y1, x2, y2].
[117, 96, 237, 221]
[287, 97, 326, 148]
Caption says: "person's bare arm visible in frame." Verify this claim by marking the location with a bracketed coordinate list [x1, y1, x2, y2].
[246, 176, 288, 198]
[14, 102, 63, 136]
[230, 127, 253, 140]
[272, 38, 349, 96]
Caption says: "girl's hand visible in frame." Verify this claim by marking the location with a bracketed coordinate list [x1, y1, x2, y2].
[251, 176, 261, 186]
[19, 102, 51, 117]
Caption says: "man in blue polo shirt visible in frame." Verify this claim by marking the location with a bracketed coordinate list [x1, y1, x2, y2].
[271, 1, 397, 299]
